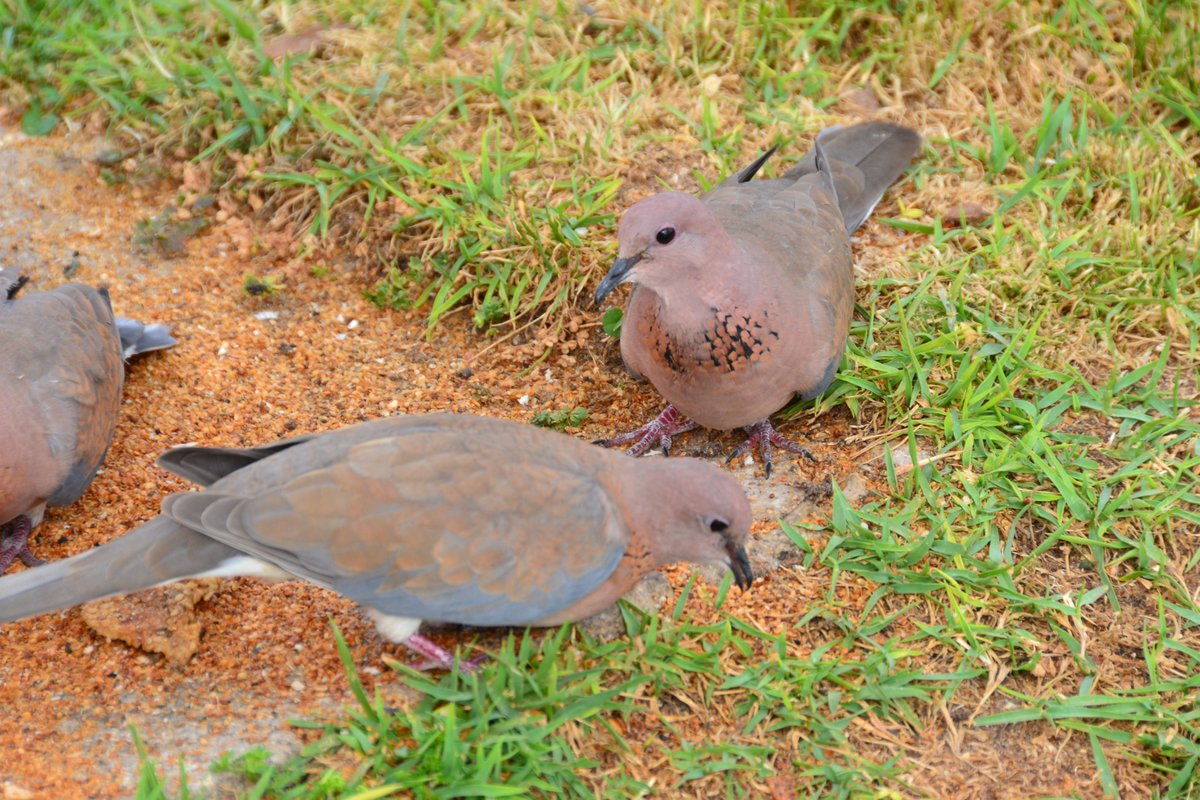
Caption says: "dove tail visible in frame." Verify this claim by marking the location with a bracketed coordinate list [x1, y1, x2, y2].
[0, 268, 28, 299]
[115, 316, 178, 359]
[157, 434, 317, 486]
[0, 516, 239, 624]
[787, 122, 923, 233]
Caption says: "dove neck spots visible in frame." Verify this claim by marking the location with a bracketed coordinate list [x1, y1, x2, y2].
[648, 296, 779, 375]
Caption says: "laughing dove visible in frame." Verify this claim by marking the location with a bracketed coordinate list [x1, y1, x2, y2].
[594, 121, 922, 476]
[0, 413, 753, 668]
[0, 269, 176, 572]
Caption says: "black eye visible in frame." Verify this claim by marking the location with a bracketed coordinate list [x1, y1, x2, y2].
[656, 226, 676, 245]
[709, 519, 729, 533]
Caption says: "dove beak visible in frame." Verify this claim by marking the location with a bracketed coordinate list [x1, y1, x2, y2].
[726, 541, 754, 590]
[594, 253, 642, 305]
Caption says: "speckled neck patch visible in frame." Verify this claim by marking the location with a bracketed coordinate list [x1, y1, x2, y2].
[651, 305, 779, 375]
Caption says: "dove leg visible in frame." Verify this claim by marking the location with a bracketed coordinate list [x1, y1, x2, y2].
[0, 515, 44, 573]
[727, 419, 817, 479]
[594, 404, 698, 457]
[404, 633, 487, 674]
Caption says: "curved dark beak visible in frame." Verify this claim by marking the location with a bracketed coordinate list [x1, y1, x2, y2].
[593, 253, 642, 306]
[726, 541, 754, 590]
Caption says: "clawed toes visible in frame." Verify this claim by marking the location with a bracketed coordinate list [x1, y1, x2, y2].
[595, 406, 697, 457]
[460, 654, 490, 673]
[729, 420, 819, 477]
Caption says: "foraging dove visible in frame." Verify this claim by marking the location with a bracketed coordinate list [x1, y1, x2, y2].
[0, 269, 177, 572]
[594, 121, 922, 476]
[0, 413, 753, 669]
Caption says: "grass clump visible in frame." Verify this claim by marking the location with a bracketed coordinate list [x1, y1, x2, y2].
[362, 263, 423, 311]
[531, 406, 589, 430]
[242, 273, 284, 297]
[230, 626, 637, 797]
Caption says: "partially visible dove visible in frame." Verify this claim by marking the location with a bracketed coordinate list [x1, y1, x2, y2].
[0, 269, 176, 571]
[0, 413, 753, 669]
[594, 121, 922, 476]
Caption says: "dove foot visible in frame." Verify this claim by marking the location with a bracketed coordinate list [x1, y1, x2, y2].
[404, 633, 486, 674]
[0, 515, 44, 573]
[594, 404, 698, 457]
[727, 419, 817, 479]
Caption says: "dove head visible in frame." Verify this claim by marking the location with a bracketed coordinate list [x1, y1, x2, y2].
[618, 456, 755, 590]
[594, 192, 731, 305]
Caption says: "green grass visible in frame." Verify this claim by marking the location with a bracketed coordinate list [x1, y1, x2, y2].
[530, 406, 589, 430]
[0, 0, 1006, 331]
[5, 0, 1199, 796]
[138, 593, 968, 798]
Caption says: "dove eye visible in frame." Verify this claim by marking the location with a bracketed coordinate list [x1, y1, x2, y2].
[709, 519, 729, 533]
[656, 226, 676, 245]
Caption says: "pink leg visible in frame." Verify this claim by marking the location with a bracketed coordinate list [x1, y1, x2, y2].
[0, 516, 43, 573]
[403, 633, 487, 674]
[727, 419, 816, 479]
[594, 404, 699, 457]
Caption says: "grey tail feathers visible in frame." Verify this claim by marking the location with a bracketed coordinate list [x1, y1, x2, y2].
[0, 268, 29, 300]
[729, 144, 779, 184]
[115, 317, 178, 359]
[157, 434, 318, 487]
[812, 132, 840, 225]
[787, 121, 923, 233]
[1, 271, 178, 355]
[0, 516, 237, 625]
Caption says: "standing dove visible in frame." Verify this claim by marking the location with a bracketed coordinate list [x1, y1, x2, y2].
[0, 413, 753, 669]
[0, 269, 176, 572]
[594, 121, 922, 476]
